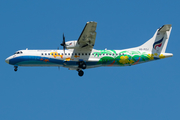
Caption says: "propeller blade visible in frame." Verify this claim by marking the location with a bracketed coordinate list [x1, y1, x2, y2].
[63, 33, 65, 43]
[60, 33, 66, 53]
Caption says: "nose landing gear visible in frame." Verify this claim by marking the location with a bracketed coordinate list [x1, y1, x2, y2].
[14, 66, 18, 72]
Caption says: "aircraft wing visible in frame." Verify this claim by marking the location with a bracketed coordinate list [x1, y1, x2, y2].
[77, 21, 97, 50]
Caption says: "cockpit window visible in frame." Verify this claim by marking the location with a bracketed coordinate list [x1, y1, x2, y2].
[14, 51, 23, 54]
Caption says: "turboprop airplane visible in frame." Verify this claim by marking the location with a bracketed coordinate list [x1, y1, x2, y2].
[5, 21, 173, 76]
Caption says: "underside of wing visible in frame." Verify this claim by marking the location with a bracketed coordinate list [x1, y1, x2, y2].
[77, 21, 97, 50]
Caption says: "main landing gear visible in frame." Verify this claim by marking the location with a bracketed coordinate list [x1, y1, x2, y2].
[77, 61, 86, 77]
[14, 66, 18, 72]
[77, 69, 84, 77]
[78, 61, 86, 69]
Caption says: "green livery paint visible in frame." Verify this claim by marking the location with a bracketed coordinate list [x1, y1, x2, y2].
[94, 50, 160, 66]
[93, 50, 117, 57]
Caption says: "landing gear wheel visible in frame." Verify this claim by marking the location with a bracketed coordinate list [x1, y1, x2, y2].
[81, 64, 86, 69]
[78, 70, 84, 77]
[79, 61, 86, 69]
[14, 66, 18, 72]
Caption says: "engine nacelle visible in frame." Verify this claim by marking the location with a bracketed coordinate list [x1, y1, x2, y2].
[65, 40, 79, 49]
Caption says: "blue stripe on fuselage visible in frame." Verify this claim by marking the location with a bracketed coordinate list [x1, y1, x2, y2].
[9, 56, 99, 66]
[9, 56, 64, 66]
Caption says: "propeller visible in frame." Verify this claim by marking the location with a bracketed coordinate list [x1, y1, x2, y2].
[60, 33, 66, 53]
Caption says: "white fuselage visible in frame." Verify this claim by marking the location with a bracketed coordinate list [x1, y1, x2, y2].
[5, 48, 173, 70]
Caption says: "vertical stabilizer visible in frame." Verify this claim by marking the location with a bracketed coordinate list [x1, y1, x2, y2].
[138, 24, 172, 53]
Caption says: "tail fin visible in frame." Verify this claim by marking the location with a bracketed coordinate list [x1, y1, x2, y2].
[138, 24, 172, 53]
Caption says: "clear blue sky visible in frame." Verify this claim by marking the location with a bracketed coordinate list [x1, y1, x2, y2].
[1, 0, 180, 120]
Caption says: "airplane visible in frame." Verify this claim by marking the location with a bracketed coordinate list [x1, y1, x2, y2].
[5, 21, 173, 76]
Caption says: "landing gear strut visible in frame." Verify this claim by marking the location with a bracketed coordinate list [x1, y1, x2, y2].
[14, 66, 18, 72]
[77, 69, 84, 77]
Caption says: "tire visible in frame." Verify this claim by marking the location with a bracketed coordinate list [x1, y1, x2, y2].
[81, 64, 86, 69]
[78, 70, 84, 76]
[79, 61, 86, 69]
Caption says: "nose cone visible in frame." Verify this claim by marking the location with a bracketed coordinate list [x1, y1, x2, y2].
[5, 58, 9, 64]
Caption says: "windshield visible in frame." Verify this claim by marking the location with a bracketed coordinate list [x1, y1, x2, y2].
[14, 51, 23, 54]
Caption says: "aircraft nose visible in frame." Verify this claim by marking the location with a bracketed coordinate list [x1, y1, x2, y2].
[5, 58, 9, 64]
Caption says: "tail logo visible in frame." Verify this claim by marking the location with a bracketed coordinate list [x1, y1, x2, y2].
[153, 37, 164, 50]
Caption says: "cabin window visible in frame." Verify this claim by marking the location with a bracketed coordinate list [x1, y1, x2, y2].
[41, 53, 43, 55]
[78, 53, 80, 55]
[106, 53, 108, 55]
[85, 53, 87, 55]
[45, 53, 47, 55]
[48, 53, 50, 55]
[92, 53, 94, 55]
[58, 53, 60, 55]
[82, 53, 84, 55]
[55, 53, 57, 55]
[113, 54, 114, 56]
[68, 53, 70, 55]
[119, 53, 121, 55]
[72, 53, 73, 55]
[61, 53, 63, 55]
[109, 53, 111, 55]
[75, 53, 77, 55]
[65, 53, 67, 55]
